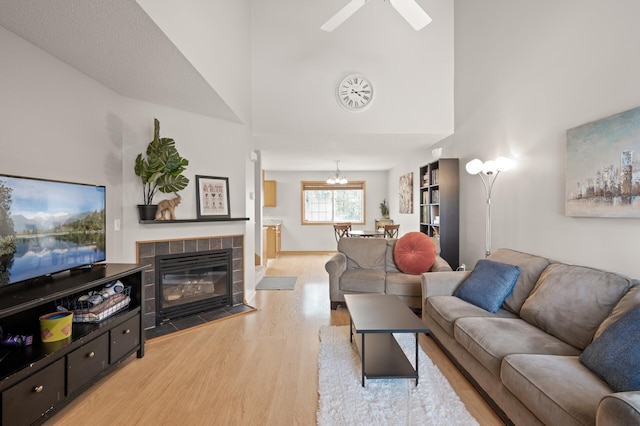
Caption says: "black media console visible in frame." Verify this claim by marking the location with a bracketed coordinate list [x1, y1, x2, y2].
[0, 263, 146, 425]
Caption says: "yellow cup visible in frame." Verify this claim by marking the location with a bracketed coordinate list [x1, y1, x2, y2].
[39, 311, 73, 342]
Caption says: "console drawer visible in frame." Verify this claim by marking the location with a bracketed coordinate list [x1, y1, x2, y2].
[110, 315, 140, 362]
[67, 333, 109, 395]
[2, 358, 65, 425]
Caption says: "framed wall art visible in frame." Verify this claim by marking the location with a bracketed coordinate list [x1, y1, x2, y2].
[399, 172, 413, 214]
[566, 106, 640, 218]
[196, 175, 230, 219]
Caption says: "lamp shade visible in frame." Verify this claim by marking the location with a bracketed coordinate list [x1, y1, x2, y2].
[465, 159, 483, 175]
[495, 156, 515, 172]
[482, 160, 497, 175]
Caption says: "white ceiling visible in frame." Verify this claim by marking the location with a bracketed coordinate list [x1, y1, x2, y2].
[0, 0, 453, 172]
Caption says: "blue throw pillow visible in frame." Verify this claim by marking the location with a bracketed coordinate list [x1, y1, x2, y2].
[453, 259, 521, 313]
[579, 305, 640, 392]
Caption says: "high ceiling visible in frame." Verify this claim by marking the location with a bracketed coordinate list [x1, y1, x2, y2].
[0, 0, 453, 172]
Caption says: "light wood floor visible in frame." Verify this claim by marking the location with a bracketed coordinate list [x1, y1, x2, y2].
[50, 253, 503, 425]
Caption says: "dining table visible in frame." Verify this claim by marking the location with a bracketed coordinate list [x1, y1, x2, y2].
[349, 229, 385, 238]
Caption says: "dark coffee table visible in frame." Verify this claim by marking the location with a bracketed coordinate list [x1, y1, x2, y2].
[344, 294, 429, 387]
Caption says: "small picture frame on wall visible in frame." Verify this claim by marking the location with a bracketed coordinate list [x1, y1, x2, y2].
[196, 175, 230, 219]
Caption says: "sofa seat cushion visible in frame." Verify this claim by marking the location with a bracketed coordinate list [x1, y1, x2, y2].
[454, 317, 581, 378]
[339, 269, 386, 293]
[520, 263, 632, 350]
[385, 272, 421, 297]
[487, 248, 550, 314]
[338, 237, 388, 270]
[425, 296, 517, 337]
[502, 354, 612, 426]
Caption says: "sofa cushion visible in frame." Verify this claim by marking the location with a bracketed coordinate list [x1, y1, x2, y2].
[453, 259, 521, 313]
[425, 296, 517, 336]
[502, 355, 612, 426]
[339, 269, 386, 293]
[520, 263, 632, 349]
[488, 248, 550, 314]
[580, 305, 640, 392]
[594, 283, 640, 339]
[385, 272, 421, 297]
[393, 232, 436, 275]
[338, 237, 388, 270]
[454, 317, 581, 378]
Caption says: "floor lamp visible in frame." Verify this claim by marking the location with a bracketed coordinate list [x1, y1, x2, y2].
[465, 157, 514, 258]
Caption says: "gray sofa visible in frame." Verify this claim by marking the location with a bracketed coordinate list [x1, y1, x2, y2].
[421, 248, 640, 425]
[326, 236, 452, 310]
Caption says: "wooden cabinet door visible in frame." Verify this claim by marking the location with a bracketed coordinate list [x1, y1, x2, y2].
[264, 180, 277, 207]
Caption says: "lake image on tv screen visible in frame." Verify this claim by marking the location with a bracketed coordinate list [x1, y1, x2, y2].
[0, 176, 106, 286]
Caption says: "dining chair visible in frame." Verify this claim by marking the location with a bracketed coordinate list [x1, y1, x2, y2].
[384, 224, 400, 239]
[333, 223, 352, 242]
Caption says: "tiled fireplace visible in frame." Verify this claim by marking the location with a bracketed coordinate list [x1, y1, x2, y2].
[137, 235, 244, 329]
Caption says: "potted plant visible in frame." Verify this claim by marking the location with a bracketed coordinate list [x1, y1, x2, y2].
[134, 118, 189, 220]
[379, 199, 389, 219]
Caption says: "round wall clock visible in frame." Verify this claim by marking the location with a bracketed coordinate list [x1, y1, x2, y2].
[336, 73, 374, 112]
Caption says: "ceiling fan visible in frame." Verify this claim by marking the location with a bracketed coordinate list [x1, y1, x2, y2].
[321, 0, 432, 32]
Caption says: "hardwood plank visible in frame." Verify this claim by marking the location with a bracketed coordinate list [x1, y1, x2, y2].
[48, 253, 503, 426]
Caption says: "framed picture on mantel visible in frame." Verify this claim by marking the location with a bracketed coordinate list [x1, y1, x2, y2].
[196, 175, 230, 219]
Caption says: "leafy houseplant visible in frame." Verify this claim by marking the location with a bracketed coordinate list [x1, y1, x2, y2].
[134, 119, 189, 219]
[379, 199, 389, 219]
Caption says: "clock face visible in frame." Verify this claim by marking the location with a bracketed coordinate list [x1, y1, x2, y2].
[337, 74, 374, 112]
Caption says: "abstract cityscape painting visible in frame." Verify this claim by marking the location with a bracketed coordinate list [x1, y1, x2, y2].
[566, 106, 640, 217]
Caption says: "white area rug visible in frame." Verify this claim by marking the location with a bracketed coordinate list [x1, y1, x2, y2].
[317, 326, 478, 426]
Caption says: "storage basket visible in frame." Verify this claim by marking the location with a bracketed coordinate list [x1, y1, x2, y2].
[56, 286, 131, 323]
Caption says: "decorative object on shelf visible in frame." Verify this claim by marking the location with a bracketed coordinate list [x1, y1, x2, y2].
[155, 194, 181, 220]
[399, 172, 413, 214]
[336, 74, 374, 112]
[466, 156, 515, 258]
[379, 199, 389, 218]
[196, 175, 230, 219]
[134, 118, 189, 220]
[327, 160, 348, 184]
[321, 0, 432, 32]
[566, 106, 640, 218]
[39, 311, 73, 342]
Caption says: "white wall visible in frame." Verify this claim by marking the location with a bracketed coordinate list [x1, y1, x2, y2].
[390, 0, 640, 278]
[137, 0, 252, 124]
[0, 24, 257, 296]
[0, 26, 125, 263]
[263, 170, 388, 251]
[251, 0, 454, 136]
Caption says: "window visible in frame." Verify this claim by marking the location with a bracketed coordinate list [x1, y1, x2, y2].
[301, 181, 365, 224]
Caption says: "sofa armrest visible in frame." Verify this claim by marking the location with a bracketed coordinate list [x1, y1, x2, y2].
[597, 392, 640, 425]
[430, 255, 453, 272]
[325, 253, 347, 306]
[421, 271, 471, 298]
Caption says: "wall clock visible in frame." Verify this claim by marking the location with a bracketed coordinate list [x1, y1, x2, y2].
[336, 73, 374, 112]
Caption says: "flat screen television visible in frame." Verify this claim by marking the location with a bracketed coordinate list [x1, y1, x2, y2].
[0, 174, 106, 286]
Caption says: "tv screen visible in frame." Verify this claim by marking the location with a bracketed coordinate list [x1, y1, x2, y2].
[0, 174, 106, 286]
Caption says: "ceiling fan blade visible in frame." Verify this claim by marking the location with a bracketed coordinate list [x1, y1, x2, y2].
[389, 0, 432, 31]
[321, 0, 368, 32]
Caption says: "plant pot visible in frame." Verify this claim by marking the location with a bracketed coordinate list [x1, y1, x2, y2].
[137, 204, 157, 221]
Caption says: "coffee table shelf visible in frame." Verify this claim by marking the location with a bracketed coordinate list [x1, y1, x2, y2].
[344, 294, 429, 387]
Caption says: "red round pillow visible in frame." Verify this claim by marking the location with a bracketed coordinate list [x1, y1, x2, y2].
[393, 232, 436, 275]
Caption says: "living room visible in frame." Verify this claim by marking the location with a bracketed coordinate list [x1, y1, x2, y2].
[1, 0, 639, 424]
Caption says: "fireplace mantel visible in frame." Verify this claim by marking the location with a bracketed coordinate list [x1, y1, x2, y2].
[139, 217, 249, 224]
